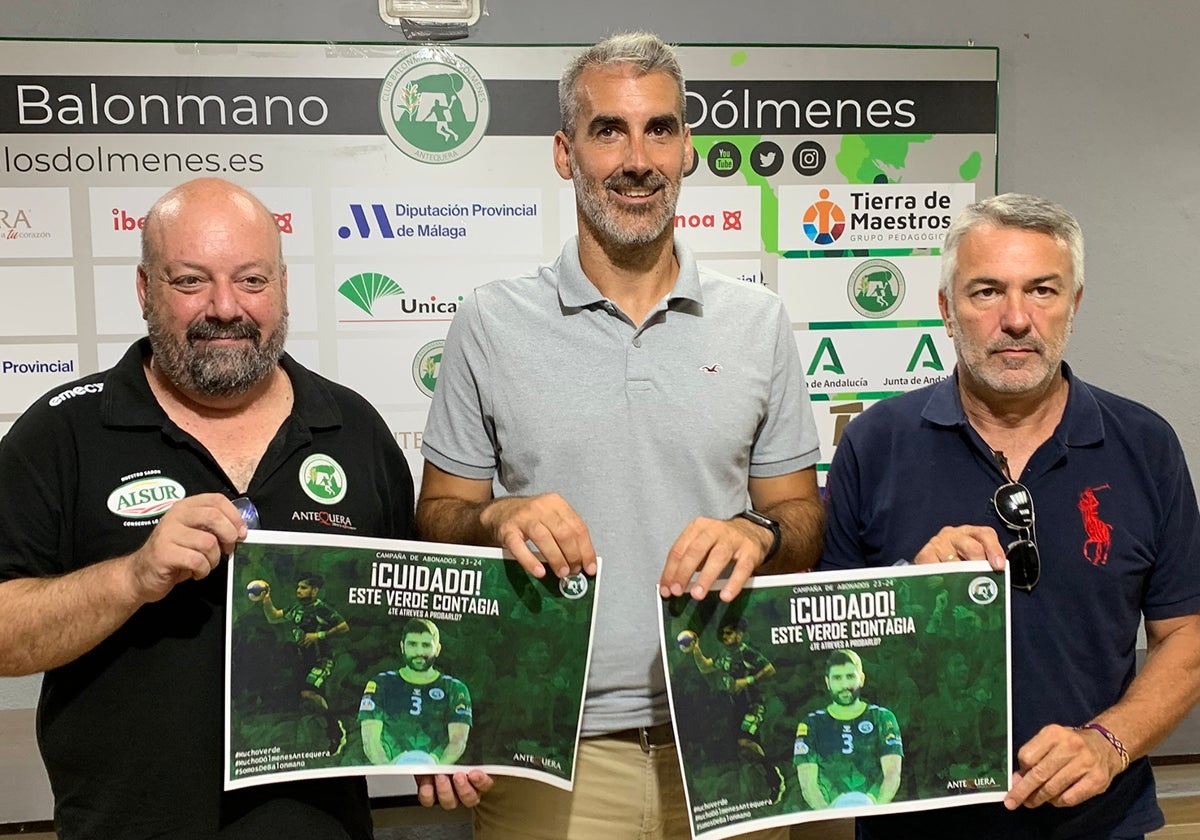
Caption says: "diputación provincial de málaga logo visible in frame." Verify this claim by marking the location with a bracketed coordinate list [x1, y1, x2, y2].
[847, 258, 905, 319]
[413, 340, 444, 398]
[378, 48, 490, 165]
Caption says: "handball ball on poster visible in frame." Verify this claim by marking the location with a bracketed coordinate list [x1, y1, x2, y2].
[393, 750, 436, 765]
[246, 580, 270, 601]
[676, 630, 698, 652]
[832, 791, 874, 808]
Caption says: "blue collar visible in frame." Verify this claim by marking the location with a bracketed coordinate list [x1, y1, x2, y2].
[920, 361, 1104, 448]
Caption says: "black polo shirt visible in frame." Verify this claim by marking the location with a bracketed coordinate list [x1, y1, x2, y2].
[0, 339, 414, 840]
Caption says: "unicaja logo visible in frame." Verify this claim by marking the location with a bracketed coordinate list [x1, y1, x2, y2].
[339, 272, 404, 316]
[802, 189, 845, 245]
[379, 50, 490, 165]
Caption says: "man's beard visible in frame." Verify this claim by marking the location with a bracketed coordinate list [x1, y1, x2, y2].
[571, 154, 680, 248]
[833, 687, 861, 706]
[405, 654, 434, 672]
[147, 308, 287, 398]
[946, 303, 1072, 396]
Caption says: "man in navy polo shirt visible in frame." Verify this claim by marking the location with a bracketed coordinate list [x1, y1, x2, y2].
[820, 193, 1200, 839]
[0, 178, 443, 839]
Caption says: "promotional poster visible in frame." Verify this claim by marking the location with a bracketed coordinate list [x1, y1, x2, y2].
[660, 562, 1010, 839]
[225, 531, 599, 791]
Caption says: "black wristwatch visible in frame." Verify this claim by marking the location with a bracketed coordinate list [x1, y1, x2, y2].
[737, 509, 781, 561]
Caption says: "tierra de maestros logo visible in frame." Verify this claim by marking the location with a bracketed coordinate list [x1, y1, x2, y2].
[378, 49, 490, 165]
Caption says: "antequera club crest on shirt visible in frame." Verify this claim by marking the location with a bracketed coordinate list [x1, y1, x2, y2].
[299, 454, 347, 504]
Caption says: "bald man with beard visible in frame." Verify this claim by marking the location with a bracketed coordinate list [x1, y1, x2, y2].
[0, 178, 428, 839]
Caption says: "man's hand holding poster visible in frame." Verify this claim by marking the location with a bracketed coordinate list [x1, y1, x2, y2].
[660, 562, 1010, 839]
[225, 531, 599, 791]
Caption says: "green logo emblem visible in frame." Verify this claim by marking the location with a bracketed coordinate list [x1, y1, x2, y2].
[106, 476, 185, 519]
[413, 339, 444, 398]
[906, 333, 945, 372]
[559, 574, 589, 600]
[969, 576, 999, 605]
[848, 259, 904, 319]
[806, 337, 845, 376]
[379, 49, 490, 164]
[300, 454, 347, 504]
[339, 272, 404, 316]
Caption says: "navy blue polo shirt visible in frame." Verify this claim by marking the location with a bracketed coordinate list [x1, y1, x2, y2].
[820, 363, 1200, 838]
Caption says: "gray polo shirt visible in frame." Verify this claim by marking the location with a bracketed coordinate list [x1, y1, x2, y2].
[422, 236, 819, 735]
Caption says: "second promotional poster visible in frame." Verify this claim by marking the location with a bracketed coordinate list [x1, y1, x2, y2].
[660, 562, 1010, 839]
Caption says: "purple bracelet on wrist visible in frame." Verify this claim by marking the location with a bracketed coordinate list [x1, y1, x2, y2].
[1077, 722, 1129, 772]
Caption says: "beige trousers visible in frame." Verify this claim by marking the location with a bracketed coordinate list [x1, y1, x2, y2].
[473, 734, 790, 840]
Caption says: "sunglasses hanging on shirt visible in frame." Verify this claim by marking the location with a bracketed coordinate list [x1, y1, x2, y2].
[992, 451, 1040, 592]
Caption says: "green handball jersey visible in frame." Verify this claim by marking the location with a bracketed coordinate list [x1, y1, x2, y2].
[358, 671, 472, 761]
[283, 598, 345, 661]
[793, 704, 903, 801]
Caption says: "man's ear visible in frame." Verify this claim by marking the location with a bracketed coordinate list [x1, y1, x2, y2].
[938, 289, 952, 337]
[136, 265, 150, 318]
[553, 130, 573, 181]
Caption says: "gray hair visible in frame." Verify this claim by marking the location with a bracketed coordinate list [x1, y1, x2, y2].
[940, 193, 1084, 301]
[558, 31, 686, 137]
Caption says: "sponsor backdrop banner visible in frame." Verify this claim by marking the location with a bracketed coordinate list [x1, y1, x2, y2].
[0, 40, 996, 484]
[226, 531, 599, 791]
[660, 563, 1011, 840]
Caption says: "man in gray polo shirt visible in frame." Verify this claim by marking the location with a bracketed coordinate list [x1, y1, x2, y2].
[417, 32, 823, 838]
